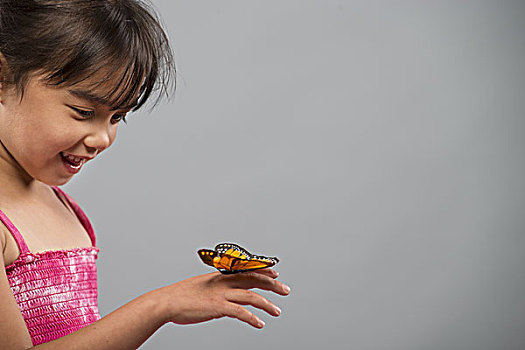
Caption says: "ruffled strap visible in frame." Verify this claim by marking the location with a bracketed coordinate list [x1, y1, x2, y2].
[52, 187, 96, 247]
[0, 208, 30, 255]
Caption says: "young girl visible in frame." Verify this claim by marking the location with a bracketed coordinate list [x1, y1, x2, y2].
[0, 0, 290, 348]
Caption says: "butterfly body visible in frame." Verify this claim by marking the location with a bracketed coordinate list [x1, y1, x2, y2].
[198, 243, 279, 274]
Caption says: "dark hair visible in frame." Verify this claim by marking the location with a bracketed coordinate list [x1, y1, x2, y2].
[0, 0, 175, 111]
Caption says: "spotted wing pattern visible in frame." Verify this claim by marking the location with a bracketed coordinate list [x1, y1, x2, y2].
[197, 249, 218, 267]
[197, 243, 279, 274]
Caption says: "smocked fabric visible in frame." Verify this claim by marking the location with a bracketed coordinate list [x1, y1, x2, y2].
[1, 187, 100, 346]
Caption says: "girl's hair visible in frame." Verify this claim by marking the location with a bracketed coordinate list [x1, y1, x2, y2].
[0, 0, 175, 111]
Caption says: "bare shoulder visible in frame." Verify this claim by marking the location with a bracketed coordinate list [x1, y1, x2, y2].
[0, 224, 5, 254]
[0, 222, 9, 259]
[0, 222, 20, 267]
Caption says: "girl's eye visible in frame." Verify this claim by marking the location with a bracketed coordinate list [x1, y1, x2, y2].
[111, 114, 127, 124]
[70, 107, 95, 118]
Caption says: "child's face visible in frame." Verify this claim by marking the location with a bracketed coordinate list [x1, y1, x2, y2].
[0, 74, 131, 186]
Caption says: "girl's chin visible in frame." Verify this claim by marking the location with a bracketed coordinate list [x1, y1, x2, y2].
[50, 177, 73, 186]
[33, 173, 74, 187]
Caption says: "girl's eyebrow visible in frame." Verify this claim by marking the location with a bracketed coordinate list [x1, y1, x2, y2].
[67, 89, 137, 111]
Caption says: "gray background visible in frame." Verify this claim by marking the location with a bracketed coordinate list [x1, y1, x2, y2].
[64, 1, 525, 349]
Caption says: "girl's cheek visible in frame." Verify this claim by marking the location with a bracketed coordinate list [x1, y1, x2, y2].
[108, 127, 118, 146]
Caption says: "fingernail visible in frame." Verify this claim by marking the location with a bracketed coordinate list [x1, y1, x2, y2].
[258, 319, 265, 328]
[274, 306, 281, 315]
[283, 285, 291, 293]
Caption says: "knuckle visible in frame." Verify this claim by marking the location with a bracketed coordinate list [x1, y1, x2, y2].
[230, 303, 244, 315]
[243, 290, 258, 301]
[246, 291, 269, 308]
[274, 280, 285, 290]
[242, 271, 264, 281]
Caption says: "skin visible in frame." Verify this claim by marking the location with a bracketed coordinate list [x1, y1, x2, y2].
[0, 71, 290, 349]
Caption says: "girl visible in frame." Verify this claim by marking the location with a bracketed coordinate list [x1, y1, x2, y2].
[0, 0, 290, 348]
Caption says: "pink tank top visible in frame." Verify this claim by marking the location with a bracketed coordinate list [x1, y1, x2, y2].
[1, 186, 100, 346]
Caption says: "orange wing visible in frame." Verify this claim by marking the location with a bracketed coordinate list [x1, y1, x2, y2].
[198, 243, 279, 274]
[198, 249, 217, 267]
[230, 258, 276, 271]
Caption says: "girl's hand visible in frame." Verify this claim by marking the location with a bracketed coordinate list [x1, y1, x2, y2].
[158, 269, 290, 328]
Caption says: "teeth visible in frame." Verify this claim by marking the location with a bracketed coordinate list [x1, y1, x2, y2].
[62, 152, 83, 164]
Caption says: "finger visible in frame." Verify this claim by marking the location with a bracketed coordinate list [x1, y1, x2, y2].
[228, 272, 291, 296]
[224, 302, 266, 329]
[226, 289, 281, 317]
[251, 268, 279, 279]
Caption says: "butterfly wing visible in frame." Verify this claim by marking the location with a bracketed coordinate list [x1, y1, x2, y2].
[217, 243, 279, 273]
[215, 243, 252, 259]
[197, 249, 217, 267]
[199, 243, 279, 274]
[211, 244, 250, 273]
[230, 256, 278, 272]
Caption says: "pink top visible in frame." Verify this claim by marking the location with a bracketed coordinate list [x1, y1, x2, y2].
[1, 186, 100, 346]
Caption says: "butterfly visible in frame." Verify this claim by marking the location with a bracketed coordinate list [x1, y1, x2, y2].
[198, 243, 279, 274]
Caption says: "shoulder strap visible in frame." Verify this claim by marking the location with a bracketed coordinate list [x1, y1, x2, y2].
[0, 208, 30, 255]
[52, 186, 97, 247]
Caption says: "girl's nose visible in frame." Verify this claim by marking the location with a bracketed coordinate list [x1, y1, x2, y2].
[83, 125, 113, 153]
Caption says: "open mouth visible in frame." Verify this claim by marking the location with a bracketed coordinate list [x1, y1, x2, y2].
[60, 152, 85, 173]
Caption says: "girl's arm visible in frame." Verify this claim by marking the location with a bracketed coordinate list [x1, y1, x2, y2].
[0, 242, 290, 350]
[0, 232, 34, 349]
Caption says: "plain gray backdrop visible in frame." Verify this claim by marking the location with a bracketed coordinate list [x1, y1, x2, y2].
[63, 1, 525, 349]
